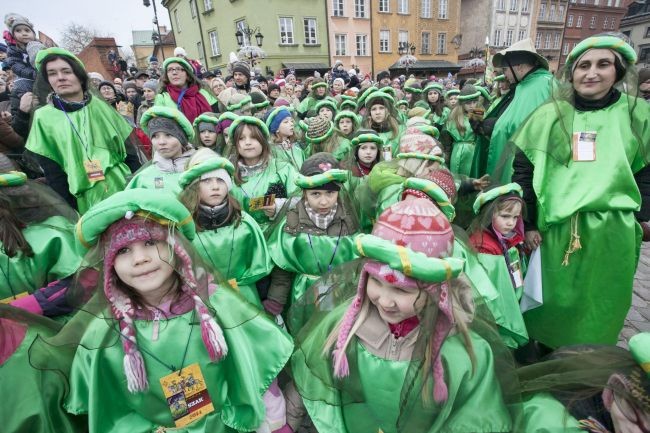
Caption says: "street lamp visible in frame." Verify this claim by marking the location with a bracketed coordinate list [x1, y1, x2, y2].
[143, 0, 165, 60]
[397, 42, 418, 74]
[234, 24, 266, 67]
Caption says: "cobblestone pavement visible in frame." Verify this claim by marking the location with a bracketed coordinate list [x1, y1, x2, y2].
[619, 242, 650, 348]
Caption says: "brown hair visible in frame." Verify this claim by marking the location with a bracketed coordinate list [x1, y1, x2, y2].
[0, 195, 33, 258]
[230, 123, 272, 185]
[159, 61, 207, 94]
[179, 180, 242, 230]
[469, 194, 526, 241]
[362, 100, 400, 139]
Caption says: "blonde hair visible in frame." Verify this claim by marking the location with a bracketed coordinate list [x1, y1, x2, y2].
[448, 105, 467, 135]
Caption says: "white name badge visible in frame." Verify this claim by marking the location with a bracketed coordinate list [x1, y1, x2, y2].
[572, 131, 597, 162]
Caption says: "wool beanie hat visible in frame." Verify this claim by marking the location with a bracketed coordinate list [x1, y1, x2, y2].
[147, 117, 189, 146]
[122, 81, 137, 93]
[193, 113, 219, 134]
[273, 97, 291, 107]
[298, 152, 343, 191]
[143, 79, 158, 91]
[306, 115, 334, 141]
[26, 40, 45, 67]
[141, 107, 195, 146]
[4, 13, 34, 35]
[173, 47, 187, 57]
[268, 83, 281, 94]
[232, 61, 251, 80]
[98, 81, 117, 94]
[428, 168, 458, 203]
[376, 70, 390, 82]
[398, 127, 438, 155]
[88, 72, 105, 82]
[457, 84, 481, 102]
[266, 107, 292, 135]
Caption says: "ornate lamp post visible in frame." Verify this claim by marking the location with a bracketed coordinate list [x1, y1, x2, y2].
[397, 42, 417, 74]
[235, 24, 266, 67]
[142, 0, 165, 60]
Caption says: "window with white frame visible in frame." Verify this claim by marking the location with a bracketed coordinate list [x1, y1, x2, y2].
[437, 32, 446, 54]
[356, 34, 368, 55]
[518, 29, 526, 41]
[421, 31, 431, 53]
[398, 0, 409, 14]
[398, 30, 408, 48]
[355, 0, 367, 18]
[335, 33, 347, 55]
[567, 14, 574, 26]
[379, 29, 390, 52]
[544, 33, 551, 49]
[535, 32, 542, 48]
[190, 0, 197, 18]
[590, 16, 596, 28]
[379, 0, 390, 12]
[558, 5, 565, 20]
[174, 9, 181, 32]
[494, 29, 502, 46]
[522, 0, 529, 12]
[439, 0, 448, 18]
[553, 32, 560, 49]
[208, 30, 220, 56]
[510, 0, 518, 12]
[279, 17, 294, 44]
[304, 18, 318, 45]
[563, 42, 569, 55]
[333, 0, 344, 16]
[576, 15, 583, 27]
[549, 5, 555, 20]
[610, 18, 615, 29]
[204, 0, 213, 11]
[506, 29, 514, 46]
[540, 3, 546, 19]
[421, 0, 432, 18]
[603, 17, 609, 29]
[236, 20, 250, 45]
[497, 0, 505, 10]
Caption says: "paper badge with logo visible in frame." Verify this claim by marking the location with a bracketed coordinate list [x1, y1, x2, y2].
[249, 194, 276, 211]
[159, 363, 214, 427]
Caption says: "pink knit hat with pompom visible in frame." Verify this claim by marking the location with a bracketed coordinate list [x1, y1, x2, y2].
[332, 197, 456, 403]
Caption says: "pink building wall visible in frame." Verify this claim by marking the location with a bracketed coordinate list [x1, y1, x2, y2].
[327, 0, 373, 77]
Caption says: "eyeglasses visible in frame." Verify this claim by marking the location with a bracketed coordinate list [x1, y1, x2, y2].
[167, 67, 187, 74]
[613, 392, 650, 433]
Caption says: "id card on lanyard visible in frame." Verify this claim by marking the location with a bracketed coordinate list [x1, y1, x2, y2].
[159, 363, 215, 427]
[572, 131, 597, 162]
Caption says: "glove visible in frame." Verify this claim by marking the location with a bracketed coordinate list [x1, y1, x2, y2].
[263, 298, 285, 316]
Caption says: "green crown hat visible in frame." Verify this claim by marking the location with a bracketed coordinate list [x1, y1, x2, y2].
[457, 90, 481, 102]
[228, 115, 270, 144]
[340, 94, 356, 102]
[357, 86, 378, 107]
[251, 98, 270, 110]
[402, 178, 456, 222]
[355, 234, 465, 282]
[381, 87, 397, 97]
[396, 152, 445, 165]
[76, 189, 196, 250]
[414, 124, 440, 139]
[315, 99, 338, 114]
[629, 333, 650, 377]
[340, 99, 358, 111]
[311, 81, 328, 89]
[192, 113, 220, 128]
[364, 91, 395, 108]
[423, 83, 444, 94]
[162, 57, 194, 75]
[351, 132, 385, 147]
[35, 47, 85, 72]
[494, 74, 506, 82]
[445, 89, 460, 97]
[297, 119, 309, 132]
[404, 85, 423, 95]
[227, 95, 252, 112]
[0, 171, 27, 187]
[395, 99, 409, 108]
[218, 111, 239, 123]
[295, 169, 349, 189]
[567, 35, 637, 66]
[179, 156, 235, 190]
[476, 86, 493, 102]
[473, 182, 523, 214]
[335, 110, 362, 127]
[140, 106, 195, 141]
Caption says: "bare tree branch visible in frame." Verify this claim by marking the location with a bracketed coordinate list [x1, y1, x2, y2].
[59, 22, 100, 54]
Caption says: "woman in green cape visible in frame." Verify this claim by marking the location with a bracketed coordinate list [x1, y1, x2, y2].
[422, 82, 451, 132]
[25, 47, 142, 213]
[297, 78, 329, 119]
[265, 153, 361, 333]
[127, 106, 196, 195]
[511, 35, 650, 350]
[285, 193, 515, 433]
[179, 148, 272, 307]
[58, 188, 294, 433]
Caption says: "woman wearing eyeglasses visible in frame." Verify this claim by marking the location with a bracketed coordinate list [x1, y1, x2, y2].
[154, 57, 218, 123]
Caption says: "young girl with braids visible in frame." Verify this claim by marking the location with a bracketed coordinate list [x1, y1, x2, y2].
[63, 189, 293, 433]
[285, 193, 513, 432]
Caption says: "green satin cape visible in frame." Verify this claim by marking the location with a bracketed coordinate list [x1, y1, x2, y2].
[126, 163, 185, 196]
[513, 95, 650, 347]
[65, 288, 293, 433]
[271, 144, 306, 171]
[25, 97, 134, 214]
[446, 117, 476, 177]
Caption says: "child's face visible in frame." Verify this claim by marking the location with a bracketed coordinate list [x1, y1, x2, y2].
[113, 239, 175, 304]
[237, 125, 263, 163]
[199, 177, 228, 207]
[370, 104, 387, 124]
[318, 107, 334, 121]
[304, 189, 338, 214]
[492, 200, 522, 235]
[358, 142, 378, 165]
[448, 95, 458, 108]
[278, 117, 294, 138]
[152, 132, 183, 159]
[462, 100, 478, 113]
[398, 105, 408, 113]
[427, 91, 439, 103]
[316, 87, 326, 97]
[367, 274, 425, 324]
[338, 118, 354, 135]
[13, 25, 35, 45]
[143, 88, 156, 101]
[199, 130, 218, 147]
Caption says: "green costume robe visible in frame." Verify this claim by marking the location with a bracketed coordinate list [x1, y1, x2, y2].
[66, 288, 293, 433]
[271, 142, 306, 171]
[230, 158, 298, 230]
[485, 68, 552, 184]
[1, 317, 86, 433]
[26, 96, 135, 214]
[192, 212, 272, 307]
[513, 95, 650, 347]
[446, 117, 476, 177]
[429, 106, 450, 130]
[0, 216, 81, 301]
[332, 137, 352, 161]
[291, 303, 513, 433]
[126, 152, 193, 196]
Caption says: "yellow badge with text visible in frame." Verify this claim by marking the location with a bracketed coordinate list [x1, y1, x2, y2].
[249, 194, 275, 211]
[159, 363, 214, 427]
[83, 159, 105, 182]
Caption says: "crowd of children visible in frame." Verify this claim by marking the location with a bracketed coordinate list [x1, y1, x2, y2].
[1, 11, 649, 432]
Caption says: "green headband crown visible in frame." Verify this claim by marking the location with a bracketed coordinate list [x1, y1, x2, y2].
[567, 35, 637, 66]
[140, 106, 195, 141]
[251, 99, 270, 110]
[402, 178, 456, 222]
[76, 189, 196, 250]
[457, 91, 481, 102]
[355, 234, 465, 282]
[35, 47, 85, 72]
[0, 171, 27, 187]
[163, 57, 194, 75]
[315, 100, 338, 114]
[414, 124, 440, 139]
[340, 99, 358, 110]
[396, 152, 445, 165]
[395, 100, 409, 108]
[179, 156, 235, 190]
[219, 112, 239, 123]
[423, 83, 444, 94]
[311, 82, 328, 89]
[476, 86, 493, 102]
[227, 95, 252, 112]
[357, 86, 378, 107]
[446, 89, 460, 97]
[295, 169, 348, 189]
[629, 332, 650, 377]
[193, 113, 220, 128]
[473, 182, 523, 214]
[335, 110, 361, 127]
[351, 133, 385, 147]
[404, 86, 423, 95]
[494, 74, 506, 82]
[365, 91, 395, 108]
[228, 115, 270, 143]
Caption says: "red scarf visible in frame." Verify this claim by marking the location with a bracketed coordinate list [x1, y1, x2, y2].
[165, 84, 212, 123]
[388, 316, 420, 338]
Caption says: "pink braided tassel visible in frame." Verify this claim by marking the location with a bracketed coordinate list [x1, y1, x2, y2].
[332, 348, 350, 378]
[332, 295, 362, 378]
[432, 355, 448, 403]
[123, 350, 149, 392]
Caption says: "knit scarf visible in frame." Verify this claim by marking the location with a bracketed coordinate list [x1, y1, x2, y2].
[165, 84, 212, 123]
[304, 202, 338, 230]
[237, 160, 266, 179]
[388, 316, 420, 338]
[198, 201, 231, 229]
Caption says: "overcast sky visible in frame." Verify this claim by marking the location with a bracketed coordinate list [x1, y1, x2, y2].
[5, 0, 172, 53]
